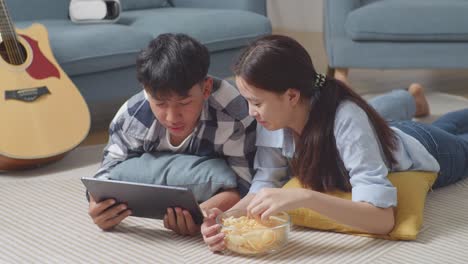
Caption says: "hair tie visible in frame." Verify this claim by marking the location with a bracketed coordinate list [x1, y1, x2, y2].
[314, 73, 326, 89]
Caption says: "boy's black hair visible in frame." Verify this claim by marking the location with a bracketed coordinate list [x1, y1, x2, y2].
[136, 33, 210, 98]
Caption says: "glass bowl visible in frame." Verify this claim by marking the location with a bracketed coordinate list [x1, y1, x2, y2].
[216, 209, 291, 255]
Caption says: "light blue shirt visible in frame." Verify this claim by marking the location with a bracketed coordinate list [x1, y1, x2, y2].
[250, 101, 440, 208]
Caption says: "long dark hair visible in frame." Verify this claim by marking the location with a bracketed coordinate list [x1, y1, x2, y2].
[234, 35, 398, 192]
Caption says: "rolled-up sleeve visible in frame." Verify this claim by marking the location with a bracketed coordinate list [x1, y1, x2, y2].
[334, 102, 397, 208]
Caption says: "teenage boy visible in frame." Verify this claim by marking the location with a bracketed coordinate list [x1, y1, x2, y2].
[87, 33, 256, 236]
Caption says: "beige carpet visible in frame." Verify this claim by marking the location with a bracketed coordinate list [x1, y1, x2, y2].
[1, 146, 468, 263]
[1, 93, 468, 263]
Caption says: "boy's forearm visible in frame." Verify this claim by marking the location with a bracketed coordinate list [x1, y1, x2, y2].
[199, 189, 240, 212]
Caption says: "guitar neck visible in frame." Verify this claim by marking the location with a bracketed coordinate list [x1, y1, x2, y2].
[0, 0, 17, 40]
[0, 0, 26, 65]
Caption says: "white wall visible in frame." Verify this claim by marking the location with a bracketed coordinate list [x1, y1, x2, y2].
[267, 0, 324, 32]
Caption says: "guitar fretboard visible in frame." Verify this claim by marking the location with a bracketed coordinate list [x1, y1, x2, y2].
[0, 0, 26, 65]
[0, 0, 15, 38]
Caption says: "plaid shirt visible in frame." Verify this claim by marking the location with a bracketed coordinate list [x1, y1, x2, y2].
[94, 78, 257, 185]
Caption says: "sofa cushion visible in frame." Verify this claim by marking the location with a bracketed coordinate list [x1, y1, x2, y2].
[120, 0, 170, 11]
[119, 8, 271, 52]
[16, 20, 153, 76]
[6, 0, 69, 20]
[345, 0, 468, 42]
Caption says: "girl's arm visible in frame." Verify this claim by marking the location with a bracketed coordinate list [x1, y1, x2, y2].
[248, 187, 395, 235]
[297, 189, 395, 234]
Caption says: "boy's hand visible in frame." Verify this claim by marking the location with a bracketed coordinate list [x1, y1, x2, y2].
[201, 208, 226, 252]
[88, 195, 132, 230]
[164, 207, 200, 236]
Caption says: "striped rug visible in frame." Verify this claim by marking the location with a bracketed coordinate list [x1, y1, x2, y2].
[0, 145, 467, 263]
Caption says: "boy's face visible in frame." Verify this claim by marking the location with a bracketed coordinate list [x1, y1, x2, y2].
[148, 78, 213, 143]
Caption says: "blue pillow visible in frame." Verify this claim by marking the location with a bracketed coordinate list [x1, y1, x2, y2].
[109, 152, 238, 202]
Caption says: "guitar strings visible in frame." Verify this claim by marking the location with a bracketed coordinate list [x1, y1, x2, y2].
[0, 8, 14, 63]
[5, 1, 24, 63]
[1, 25, 17, 64]
[0, 1, 17, 64]
[1, 0, 20, 64]
[5, 0, 24, 64]
[0, 0, 23, 64]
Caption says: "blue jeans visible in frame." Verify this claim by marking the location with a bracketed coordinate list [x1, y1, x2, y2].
[368, 89, 416, 122]
[369, 90, 468, 188]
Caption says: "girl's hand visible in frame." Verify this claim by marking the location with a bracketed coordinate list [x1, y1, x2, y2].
[201, 208, 226, 252]
[247, 188, 309, 220]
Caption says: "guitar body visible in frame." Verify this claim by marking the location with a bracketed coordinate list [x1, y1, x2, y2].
[0, 23, 91, 170]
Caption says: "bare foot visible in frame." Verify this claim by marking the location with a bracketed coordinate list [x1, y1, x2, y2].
[408, 83, 430, 117]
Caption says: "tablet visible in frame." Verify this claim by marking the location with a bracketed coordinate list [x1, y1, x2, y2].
[81, 177, 205, 225]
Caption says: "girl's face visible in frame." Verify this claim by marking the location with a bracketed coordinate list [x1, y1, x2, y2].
[236, 76, 299, 131]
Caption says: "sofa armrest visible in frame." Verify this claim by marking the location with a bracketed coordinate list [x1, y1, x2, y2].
[323, 0, 363, 67]
[171, 0, 267, 16]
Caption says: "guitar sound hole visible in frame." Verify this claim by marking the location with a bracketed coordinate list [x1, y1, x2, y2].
[0, 40, 27, 65]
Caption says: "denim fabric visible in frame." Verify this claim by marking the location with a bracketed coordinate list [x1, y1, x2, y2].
[368, 89, 416, 122]
[391, 109, 468, 188]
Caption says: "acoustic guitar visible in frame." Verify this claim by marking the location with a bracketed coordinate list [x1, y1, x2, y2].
[0, 0, 91, 170]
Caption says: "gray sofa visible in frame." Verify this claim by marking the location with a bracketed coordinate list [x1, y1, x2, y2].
[7, 0, 271, 128]
[324, 0, 468, 83]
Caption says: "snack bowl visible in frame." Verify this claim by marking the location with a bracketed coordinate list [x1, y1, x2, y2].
[216, 209, 291, 255]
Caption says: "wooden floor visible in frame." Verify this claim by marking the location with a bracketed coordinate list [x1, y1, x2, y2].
[81, 31, 468, 146]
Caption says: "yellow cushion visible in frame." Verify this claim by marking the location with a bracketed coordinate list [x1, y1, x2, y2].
[282, 171, 437, 240]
